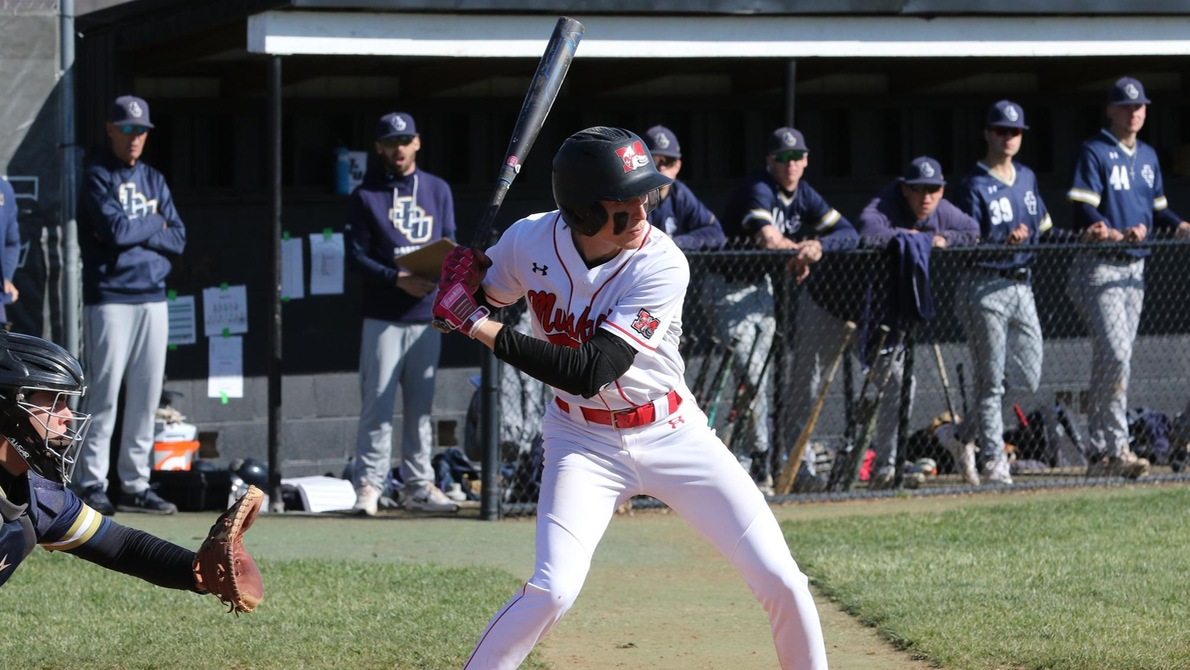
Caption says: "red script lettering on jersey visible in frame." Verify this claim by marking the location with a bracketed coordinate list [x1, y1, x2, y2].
[527, 290, 608, 348]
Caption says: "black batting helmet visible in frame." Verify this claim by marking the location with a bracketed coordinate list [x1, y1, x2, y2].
[0, 331, 91, 483]
[552, 126, 673, 236]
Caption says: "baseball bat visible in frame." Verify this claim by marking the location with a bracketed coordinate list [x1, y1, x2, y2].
[470, 17, 584, 248]
[776, 320, 857, 495]
[705, 336, 740, 425]
[932, 343, 958, 423]
[827, 325, 891, 492]
[431, 17, 583, 333]
[842, 329, 905, 492]
[956, 362, 970, 419]
[723, 343, 777, 452]
[710, 327, 762, 426]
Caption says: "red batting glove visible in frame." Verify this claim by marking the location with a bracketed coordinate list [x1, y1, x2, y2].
[432, 282, 490, 337]
[440, 247, 492, 295]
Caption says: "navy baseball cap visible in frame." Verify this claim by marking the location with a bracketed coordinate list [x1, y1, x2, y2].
[901, 156, 946, 186]
[1108, 76, 1151, 105]
[376, 112, 418, 140]
[986, 100, 1029, 129]
[109, 95, 154, 128]
[644, 125, 681, 158]
[767, 127, 808, 155]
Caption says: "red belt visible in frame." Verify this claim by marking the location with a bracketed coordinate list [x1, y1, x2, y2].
[554, 390, 682, 430]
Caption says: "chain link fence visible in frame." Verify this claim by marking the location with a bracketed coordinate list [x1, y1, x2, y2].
[483, 238, 1190, 517]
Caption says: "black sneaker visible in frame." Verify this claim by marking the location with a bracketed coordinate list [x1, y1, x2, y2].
[117, 489, 178, 515]
[80, 485, 116, 516]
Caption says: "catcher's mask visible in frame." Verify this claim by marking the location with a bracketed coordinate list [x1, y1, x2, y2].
[552, 126, 672, 237]
[0, 331, 91, 483]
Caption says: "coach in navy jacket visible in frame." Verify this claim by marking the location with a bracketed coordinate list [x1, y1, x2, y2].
[75, 95, 185, 516]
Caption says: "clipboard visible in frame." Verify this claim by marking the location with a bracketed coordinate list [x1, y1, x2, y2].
[395, 239, 457, 280]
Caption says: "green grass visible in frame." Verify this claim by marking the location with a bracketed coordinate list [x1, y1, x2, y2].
[788, 487, 1190, 670]
[0, 552, 545, 670]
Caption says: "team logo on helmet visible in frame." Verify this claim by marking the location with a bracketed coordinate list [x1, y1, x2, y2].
[615, 141, 651, 173]
[129, 101, 144, 118]
[1004, 105, 1020, 122]
[1125, 83, 1140, 100]
[631, 308, 660, 339]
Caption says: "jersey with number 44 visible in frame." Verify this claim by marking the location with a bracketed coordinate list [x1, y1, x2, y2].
[1068, 129, 1169, 232]
[482, 211, 688, 411]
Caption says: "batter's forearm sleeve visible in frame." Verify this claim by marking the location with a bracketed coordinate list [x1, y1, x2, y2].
[69, 520, 198, 592]
[493, 327, 636, 398]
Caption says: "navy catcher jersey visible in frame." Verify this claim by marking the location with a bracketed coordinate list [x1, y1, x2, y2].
[954, 161, 1053, 269]
[0, 469, 105, 587]
[1067, 130, 1179, 258]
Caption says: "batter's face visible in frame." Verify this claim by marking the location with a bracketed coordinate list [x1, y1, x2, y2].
[598, 191, 659, 247]
[106, 123, 149, 166]
[985, 126, 1023, 159]
[375, 134, 421, 176]
[766, 150, 808, 191]
[901, 183, 944, 221]
[1107, 103, 1146, 137]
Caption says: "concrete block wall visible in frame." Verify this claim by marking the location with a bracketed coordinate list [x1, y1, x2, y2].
[161, 367, 479, 479]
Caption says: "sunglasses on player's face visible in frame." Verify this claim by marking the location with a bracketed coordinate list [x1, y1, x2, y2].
[772, 150, 807, 164]
[990, 127, 1023, 138]
[908, 184, 943, 195]
[117, 125, 149, 136]
[380, 135, 416, 148]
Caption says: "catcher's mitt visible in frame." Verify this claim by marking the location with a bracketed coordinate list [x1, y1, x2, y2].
[193, 485, 264, 614]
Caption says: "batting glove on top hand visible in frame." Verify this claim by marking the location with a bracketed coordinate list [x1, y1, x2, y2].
[440, 247, 492, 295]
[433, 282, 490, 337]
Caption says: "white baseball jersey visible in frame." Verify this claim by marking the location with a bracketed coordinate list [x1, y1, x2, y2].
[482, 209, 688, 409]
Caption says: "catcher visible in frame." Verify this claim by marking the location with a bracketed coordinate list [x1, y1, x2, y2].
[0, 330, 263, 613]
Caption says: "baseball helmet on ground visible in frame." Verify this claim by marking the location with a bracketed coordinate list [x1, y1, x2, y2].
[552, 126, 672, 236]
[231, 457, 269, 489]
[0, 331, 91, 483]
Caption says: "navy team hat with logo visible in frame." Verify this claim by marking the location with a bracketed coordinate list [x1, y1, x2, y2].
[901, 156, 946, 186]
[986, 100, 1029, 129]
[767, 127, 808, 155]
[644, 125, 681, 159]
[376, 112, 418, 140]
[1108, 76, 1151, 105]
[109, 95, 154, 128]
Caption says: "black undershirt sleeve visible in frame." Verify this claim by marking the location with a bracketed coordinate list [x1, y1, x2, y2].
[69, 520, 199, 592]
[493, 327, 637, 398]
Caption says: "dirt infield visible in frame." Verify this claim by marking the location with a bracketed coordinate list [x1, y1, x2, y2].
[127, 498, 938, 669]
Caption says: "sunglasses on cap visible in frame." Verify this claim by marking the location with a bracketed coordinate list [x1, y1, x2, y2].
[380, 135, 416, 148]
[772, 150, 807, 164]
[991, 127, 1023, 138]
[117, 125, 149, 136]
[654, 156, 678, 170]
[908, 184, 943, 195]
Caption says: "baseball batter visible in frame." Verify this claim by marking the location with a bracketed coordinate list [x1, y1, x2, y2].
[951, 100, 1052, 486]
[1065, 76, 1190, 477]
[434, 127, 827, 669]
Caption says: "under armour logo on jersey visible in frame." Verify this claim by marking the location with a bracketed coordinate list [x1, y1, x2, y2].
[388, 195, 433, 243]
[532, 262, 548, 275]
[615, 141, 650, 173]
[117, 182, 158, 219]
[630, 308, 660, 339]
[986, 185, 999, 195]
[668, 416, 685, 429]
[1109, 151, 1120, 160]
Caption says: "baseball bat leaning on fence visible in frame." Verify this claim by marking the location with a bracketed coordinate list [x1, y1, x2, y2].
[826, 325, 891, 492]
[956, 362, 970, 420]
[695, 336, 734, 406]
[431, 16, 584, 332]
[709, 326, 763, 426]
[933, 343, 958, 423]
[722, 344, 777, 452]
[705, 336, 741, 425]
[775, 320, 857, 495]
[893, 328, 916, 488]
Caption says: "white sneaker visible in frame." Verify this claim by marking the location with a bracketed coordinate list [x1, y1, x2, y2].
[935, 422, 980, 486]
[405, 483, 460, 513]
[982, 460, 1013, 486]
[444, 482, 468, 502]
[353, 479, 380, 516]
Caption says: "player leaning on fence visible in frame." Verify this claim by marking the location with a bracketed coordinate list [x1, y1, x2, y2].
[1064, 76, 1190, 479]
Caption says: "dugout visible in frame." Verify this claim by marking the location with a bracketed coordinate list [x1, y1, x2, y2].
[41, 0, 1190, 489]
